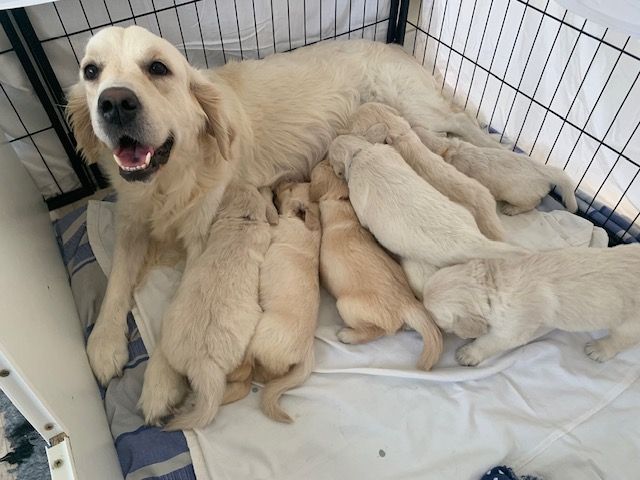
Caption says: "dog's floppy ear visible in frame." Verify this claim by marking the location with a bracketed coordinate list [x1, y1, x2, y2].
[364, 123, 389, 143]
[303, 203, 321, 231]
[191, 72, 238, 161]
[454, 314, 489, 339]
[66, 83, 103, 164]
[259, 186, 279, 225]
[292, 201, 320, 231]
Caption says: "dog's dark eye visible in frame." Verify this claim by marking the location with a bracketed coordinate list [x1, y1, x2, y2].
[149, 61, 169, 76]
[83, 64, 99, 81]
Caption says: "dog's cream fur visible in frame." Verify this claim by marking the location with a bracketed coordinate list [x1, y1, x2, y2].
[310, 160, 443, 369]
[68, 26, 502, 385]
[348, 103, 506, 240]
[412, 126, 579, 215]
[423, 244, 640, 366]
[328, 135, 524, 298]
[139, 183, 271, 430]
[224, 182, 321, 423]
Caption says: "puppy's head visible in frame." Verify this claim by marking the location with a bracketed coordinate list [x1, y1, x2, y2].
[423, 261, 490, 339]
[309, 159, 349, 202]
[67, 26, 237, 183]
[218, 183, 268, 224]
[348, 102, 410, 140]
[327, 135, 370, 180]
[274, 182, 320, 231]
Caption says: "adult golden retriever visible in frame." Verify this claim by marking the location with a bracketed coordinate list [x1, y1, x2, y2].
[67, 25, 498, 386]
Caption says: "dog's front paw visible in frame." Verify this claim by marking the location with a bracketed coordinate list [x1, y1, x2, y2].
[584, 341, 615, 362]
[86, 324, 129, 386]
[455, 344, 483, 367]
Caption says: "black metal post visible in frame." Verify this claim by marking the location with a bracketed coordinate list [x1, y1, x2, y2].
[0, 8, 106, 207]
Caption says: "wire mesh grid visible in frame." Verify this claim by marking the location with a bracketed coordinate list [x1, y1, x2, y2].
[402, 0, 640, 244]
[1, 0, 394, 209]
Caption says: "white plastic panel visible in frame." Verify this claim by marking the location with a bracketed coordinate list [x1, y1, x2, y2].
[0, 142, 122, 480]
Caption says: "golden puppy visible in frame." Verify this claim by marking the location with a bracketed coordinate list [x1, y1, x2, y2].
[139, 183, 271, 430]
[348, 103, 506, 241]
[224, 182, 321, 423]
[412, 126, 579, 215]
[309, 160, 443, 370]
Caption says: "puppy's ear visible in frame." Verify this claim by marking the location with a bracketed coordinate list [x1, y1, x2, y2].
[303, 203, 321, 231]
[259, 186, 279, 225]
[66, 83, 103, 164]
[191, 72, 238, 161]
[455, 314, 488, 339]
[364, 123, 389, 143]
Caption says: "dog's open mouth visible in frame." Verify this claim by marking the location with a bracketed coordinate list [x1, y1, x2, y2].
[112, 135, 174, 182]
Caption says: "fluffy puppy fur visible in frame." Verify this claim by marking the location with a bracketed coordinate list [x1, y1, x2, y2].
[139, 183, 271, 430]
[412, 126, 579, 215]
[310, 160, 443, 370]
[328, 135, 524, 298]
[348, 103, 505, 241]
[423, 244, 640, 366]
[69, 26, 504, 386]
[224, 182, 321, 423]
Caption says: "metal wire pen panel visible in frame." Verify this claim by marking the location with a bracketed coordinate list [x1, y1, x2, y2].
[1, 0, 395, 209]
[402, 0, 640, 244]
[0, 20, 86, 204]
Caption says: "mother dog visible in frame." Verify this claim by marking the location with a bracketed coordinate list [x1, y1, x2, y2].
[68, 26, 497, 385]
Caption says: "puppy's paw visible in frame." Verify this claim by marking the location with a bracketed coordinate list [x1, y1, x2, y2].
[455, 344, 483, 367]
[500, 203, 531, 216]
[139, 365, 188, 426]
[337, 327, 359, 344]
[584, 341, 615, 362]
[86, 324, 129, 386]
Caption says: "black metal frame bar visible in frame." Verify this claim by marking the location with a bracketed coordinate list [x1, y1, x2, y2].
[1, 8, 100, 210]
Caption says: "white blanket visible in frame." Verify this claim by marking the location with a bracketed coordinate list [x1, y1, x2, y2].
[88, 200, 640, 480]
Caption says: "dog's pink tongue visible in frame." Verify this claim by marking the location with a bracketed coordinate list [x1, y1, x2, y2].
[113, 144, 155, 168]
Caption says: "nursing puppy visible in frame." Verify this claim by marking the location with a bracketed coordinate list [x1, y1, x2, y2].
[310, 160, 443, 370]
[139, 183, 271, 430]
[328, 135, 524, 298]
[413, 126, 578, 215]
[348, 103, 505, 240]
[423, 245, 640, 366]
[224, 182, 321, 423]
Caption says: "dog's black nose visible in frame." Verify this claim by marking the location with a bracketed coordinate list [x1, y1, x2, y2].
[98, 87, 140, 126]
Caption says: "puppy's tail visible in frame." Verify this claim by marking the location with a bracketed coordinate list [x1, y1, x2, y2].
[547, 166, 578, 213]
[164, 359, 226, 431]
[403, 305, 444, 370]
[261, 346, 314, 423]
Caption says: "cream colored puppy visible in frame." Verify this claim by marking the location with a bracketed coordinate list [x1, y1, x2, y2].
[328, 135, 524, 298]
[224, 182, 321, 423]
[423, 244, 640, 366]
[310, 160, 443, 370]
[348, 103, 505, 241]
[139, 183, 271, 430]
[413, 126, 578, 215]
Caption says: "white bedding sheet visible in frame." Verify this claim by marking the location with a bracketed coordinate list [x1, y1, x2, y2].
[87, 200, 640, 480]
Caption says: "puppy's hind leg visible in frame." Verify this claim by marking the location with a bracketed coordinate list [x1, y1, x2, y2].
[585, 320, 640, 362]
[165, 359, 226, 431]
[336, 296, 400, 344]
[223, 357, 253, 405]
[139, 348, 189, 426]
[456, 331, 533, 367]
